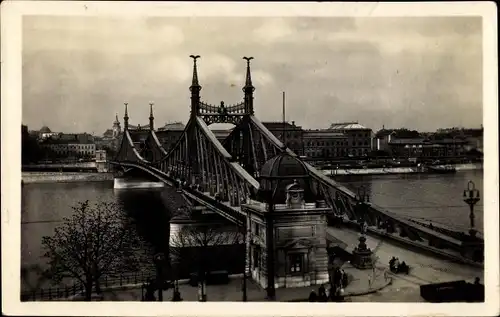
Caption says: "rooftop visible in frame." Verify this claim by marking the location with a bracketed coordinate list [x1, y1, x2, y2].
[303, 130, 347, 138]
[39, 126, 52, 133]
[258, 152, 317, 204]
[158, 122, 186, 131]
[262, 121, 302, 130]
[329, 122, 370, 130]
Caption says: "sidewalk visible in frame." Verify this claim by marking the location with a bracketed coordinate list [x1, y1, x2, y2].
[98, 264, 391, 301]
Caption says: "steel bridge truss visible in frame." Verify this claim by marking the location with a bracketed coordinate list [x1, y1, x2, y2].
[109, 56, 483, 265]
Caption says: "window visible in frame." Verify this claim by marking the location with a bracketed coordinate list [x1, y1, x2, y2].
[288, 253, 304, 274]
[253, 248, 261, 270]
[254, 222, 260, 236]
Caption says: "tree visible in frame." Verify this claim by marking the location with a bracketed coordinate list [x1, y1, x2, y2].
[169, 212, 244, 301]
[41, 200, 146, 301]
[21, 127, 43, 164]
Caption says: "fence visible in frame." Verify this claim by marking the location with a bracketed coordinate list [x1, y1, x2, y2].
[21, 270, 155, 301]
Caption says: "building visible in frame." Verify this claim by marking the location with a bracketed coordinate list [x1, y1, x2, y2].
[374, 128, 421, 153]
[434, 127, 483, 153]
[39, 133, 96, 160]
[211, 129, 233, 143]
[376, 127, 470, 158]
[241, 152, 330, 291]
[329, 122, 373, 157]
[98, 114, 124, 154]
[169, 212, 244, 280]
[302, 129, 348, 159]
[262, 121, 304, 156]
[38, 126, 59, 140]
[156, 122, 186, 151]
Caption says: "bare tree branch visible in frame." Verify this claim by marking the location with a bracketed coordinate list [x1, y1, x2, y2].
[41, 200, 146, 301]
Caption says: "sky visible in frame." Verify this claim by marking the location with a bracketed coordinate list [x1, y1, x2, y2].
[22, 16, 482, 134]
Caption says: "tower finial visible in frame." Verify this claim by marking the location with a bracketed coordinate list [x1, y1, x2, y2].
[149, 102, 154, 131]
[124, 102, 129, 130]
[243, 56, 254, 89]
[189, 55, 202, 118]
[243, 57, 255, 115]
[190, 55, 201, 88]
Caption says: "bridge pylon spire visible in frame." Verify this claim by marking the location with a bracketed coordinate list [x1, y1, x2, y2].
[189, 55, 201, 117]
[243, 57, 255, 115]
[149, 102, 154, 131]
[124, 102, 129, 130]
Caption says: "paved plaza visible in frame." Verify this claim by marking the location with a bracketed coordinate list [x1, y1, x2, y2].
[99, 263, 391, 302]
[67, 227, 482, 302]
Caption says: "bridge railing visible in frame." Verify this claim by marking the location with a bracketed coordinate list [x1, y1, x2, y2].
[245, 115, 470, 250]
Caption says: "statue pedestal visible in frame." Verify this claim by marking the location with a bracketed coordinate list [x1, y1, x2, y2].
[351, 236, 373, 269]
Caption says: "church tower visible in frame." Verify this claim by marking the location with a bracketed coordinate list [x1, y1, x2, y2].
[112, 113, 121, 138]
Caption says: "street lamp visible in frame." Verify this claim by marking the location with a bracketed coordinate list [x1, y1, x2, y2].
[357, 185, 370, 235]
[352, 185, 373, 270]
[153, 253, 166, 302]
[463, 180, 480, 237]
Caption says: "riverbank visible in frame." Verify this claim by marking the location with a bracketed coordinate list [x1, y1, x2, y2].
[322, 163, 482, 176]
[22, 172, 114, 184]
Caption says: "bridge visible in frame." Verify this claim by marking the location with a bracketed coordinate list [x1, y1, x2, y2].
[109, 55, 483, 265]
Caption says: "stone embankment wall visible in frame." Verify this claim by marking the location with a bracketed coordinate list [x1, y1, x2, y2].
[22, 172, 114, 184]
[323, 163, 482, 176]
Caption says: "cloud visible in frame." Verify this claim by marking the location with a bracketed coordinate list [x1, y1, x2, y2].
[22, 16, 482, 134]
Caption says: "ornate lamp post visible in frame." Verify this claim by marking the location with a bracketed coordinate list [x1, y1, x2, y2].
[463, 180, 480, 238]
[154, 253, 166, 302]
[352, 185, 373, 269]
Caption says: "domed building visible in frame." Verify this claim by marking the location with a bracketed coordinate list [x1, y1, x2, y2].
[38, 126, 59, 140]
[242, 151, 330, 294]
[257, 152, 318, 205]
[39, 126, 51, 133]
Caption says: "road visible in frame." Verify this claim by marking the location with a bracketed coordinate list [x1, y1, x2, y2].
[327, 226, 483, 302]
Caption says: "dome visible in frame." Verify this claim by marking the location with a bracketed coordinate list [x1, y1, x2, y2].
[39, 126, 51, 133]
[258, 152, 317, 204]
[259, 152, 309, 179]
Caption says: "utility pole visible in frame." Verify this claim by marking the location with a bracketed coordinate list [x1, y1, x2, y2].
[282, 91, 286, 147]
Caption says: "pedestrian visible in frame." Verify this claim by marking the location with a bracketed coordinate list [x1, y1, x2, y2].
[308, 290, 317, 302]
[328, 285, 335, 301]
[341, 269, 348, 287]
[318, 285, 327, 302]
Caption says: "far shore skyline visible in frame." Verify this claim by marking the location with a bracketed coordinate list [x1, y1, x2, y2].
[23, 118, 484, 136]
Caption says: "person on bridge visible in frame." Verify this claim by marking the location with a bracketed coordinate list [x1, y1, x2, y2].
[318, 284, 327, 302]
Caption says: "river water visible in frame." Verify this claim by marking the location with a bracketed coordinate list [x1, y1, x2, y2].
[20, 170, 483, 291]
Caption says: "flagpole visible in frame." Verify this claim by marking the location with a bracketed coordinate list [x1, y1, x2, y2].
[282, 91, 286, 147]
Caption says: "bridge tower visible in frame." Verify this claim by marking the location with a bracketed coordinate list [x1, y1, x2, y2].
[240, 57, 257, 177]
[189, 55, 201, 119]
[149, 102, 155, 131]
[243, 57, 255, 115]
[123, 102, 129, 131]
[187, 55, 202, 184]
